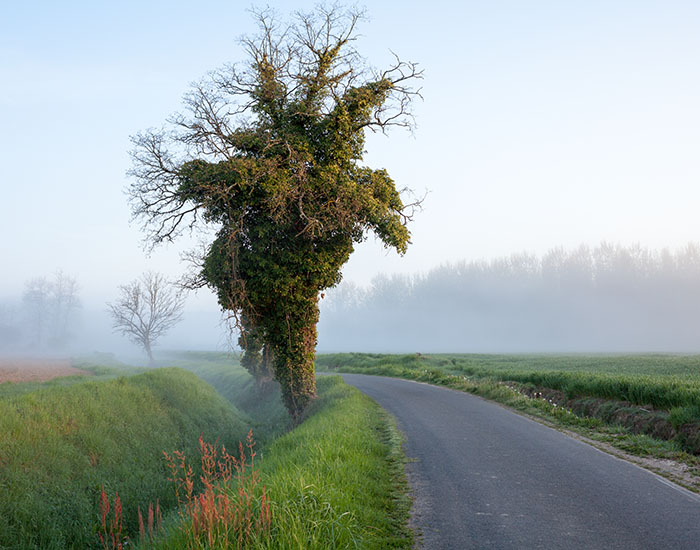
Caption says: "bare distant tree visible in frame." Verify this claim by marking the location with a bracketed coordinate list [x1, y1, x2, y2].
[22, 272, 81, 349]
[0, 302, 21, 351]
[108, 272, 185, 364]
[22, 277, 52, 348]
[50, 272, 81, 347]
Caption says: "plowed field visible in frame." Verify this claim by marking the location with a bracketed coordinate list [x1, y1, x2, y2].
[0, 358, 88, 383]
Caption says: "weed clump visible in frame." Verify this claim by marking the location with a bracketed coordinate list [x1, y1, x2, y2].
[163, 430, 271, 548]
[95, 431, 269, 550]
[98, 486, 124, 550]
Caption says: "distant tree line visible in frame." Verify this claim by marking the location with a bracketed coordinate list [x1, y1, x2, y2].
[318, 243, 700, 352]
[0, 272, 80, 352]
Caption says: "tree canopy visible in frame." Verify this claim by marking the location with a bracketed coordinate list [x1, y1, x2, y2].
[128, 5, 422, 420]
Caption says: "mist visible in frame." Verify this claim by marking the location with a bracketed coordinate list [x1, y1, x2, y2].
[317, 243, 700, 353]
[6, 243, 700, 359]
[0, 272, 226, 363]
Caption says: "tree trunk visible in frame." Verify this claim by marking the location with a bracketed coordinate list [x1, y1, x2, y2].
[255, 345, 277, 393]
[144, 339, 155, 366]
[270, 302, 318, 422]
[239, 319, 275, 388]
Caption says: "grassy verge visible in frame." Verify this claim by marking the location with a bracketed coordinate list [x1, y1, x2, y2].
[2, 352, 414, 549]
[0, 367, 251, 549]
[140, 375, 413, 550]
[160, 351, 289, 444]
[317, 353, 700, 483]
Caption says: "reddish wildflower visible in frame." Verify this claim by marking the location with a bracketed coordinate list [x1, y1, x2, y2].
[165, 430, 271, 546]
[98, 487, 124, 550]
[138, 506, 145, 542]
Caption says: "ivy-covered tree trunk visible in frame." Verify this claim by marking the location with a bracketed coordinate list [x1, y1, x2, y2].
[259, 345, 276, 391]
[268, 297, 319, 422]
[239, 317, 275, 391]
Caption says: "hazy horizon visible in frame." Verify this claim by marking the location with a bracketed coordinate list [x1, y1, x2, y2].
[3, 242, 700, 361]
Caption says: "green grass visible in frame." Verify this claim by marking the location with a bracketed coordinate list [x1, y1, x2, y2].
[141, 375, 412, 550]
[158, 351, 289, 443]
[317, 351, 700, 377]
[0, 367, 251, 550]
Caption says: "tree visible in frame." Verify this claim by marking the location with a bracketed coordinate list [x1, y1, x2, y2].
[0, 303, 21, 352]
[22, 277, 52, 348]
[22, 272, 80, 350]
[108, 272, 185, 365]
[48, 271, 81, 348]
[128, 5, 422, 420]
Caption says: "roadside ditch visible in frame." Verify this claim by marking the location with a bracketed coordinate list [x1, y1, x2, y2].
[506, 382, 700, 454]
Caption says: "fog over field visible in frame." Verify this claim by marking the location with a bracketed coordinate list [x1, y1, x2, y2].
[0, 286, 225, 361]
[319, 243, 700, 353]
[4, 243, 700, 359]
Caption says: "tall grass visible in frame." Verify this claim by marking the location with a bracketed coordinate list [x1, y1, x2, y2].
[0, 368, 250, 549]
[122, 430, 272, 550]
[160, 351, 289, 443]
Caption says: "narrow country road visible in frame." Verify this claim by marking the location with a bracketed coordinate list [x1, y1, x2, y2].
[338, 374, 700, 550]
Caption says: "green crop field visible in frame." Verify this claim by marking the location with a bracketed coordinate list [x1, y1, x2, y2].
[318, 352, 700, 378]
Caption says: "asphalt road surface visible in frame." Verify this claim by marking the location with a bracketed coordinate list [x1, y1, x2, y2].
[339, 373, 700, 550]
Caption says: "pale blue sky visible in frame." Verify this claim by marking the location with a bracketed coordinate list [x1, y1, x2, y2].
[2, 1, 700, 336]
